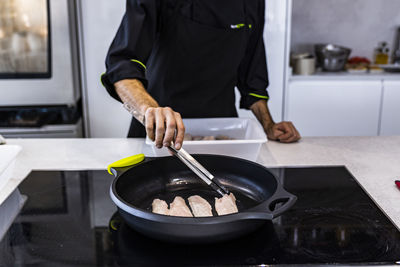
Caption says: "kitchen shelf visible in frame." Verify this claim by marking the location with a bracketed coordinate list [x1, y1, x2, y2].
[289, 71, 400, 82]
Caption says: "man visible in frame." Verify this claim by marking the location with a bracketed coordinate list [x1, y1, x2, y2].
[102, 0, 300, 150]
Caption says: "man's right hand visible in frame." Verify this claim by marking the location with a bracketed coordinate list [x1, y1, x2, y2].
[115, 79, 185, 150]
[144, 107, 185, 149]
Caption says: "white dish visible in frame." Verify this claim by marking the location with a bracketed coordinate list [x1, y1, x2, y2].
[347, 69, 368, 74]
[145, 118, 267, 161]
[378, 64, 400, 73]
[0, 145, 22, 192]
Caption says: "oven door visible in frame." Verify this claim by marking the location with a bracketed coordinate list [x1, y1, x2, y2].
[0, 0, 80, 106]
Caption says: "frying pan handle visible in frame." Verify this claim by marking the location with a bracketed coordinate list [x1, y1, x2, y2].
[265, 187, 297, 219]
[244, 186, 297, 220]
[107, 154, 146, 177]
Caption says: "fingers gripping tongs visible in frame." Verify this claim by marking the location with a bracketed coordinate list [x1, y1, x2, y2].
[167, 145, 229, 197]
[122, 103, 229, 197]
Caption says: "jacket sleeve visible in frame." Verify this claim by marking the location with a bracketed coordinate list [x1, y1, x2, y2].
[101, 0, 161, 102]
[237, 0, 269, 109]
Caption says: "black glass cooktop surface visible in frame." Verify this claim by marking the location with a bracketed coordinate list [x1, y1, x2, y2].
[1, 167, 400, 266]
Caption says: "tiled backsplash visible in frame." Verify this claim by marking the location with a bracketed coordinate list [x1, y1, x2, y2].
[291, 0, 400, 60]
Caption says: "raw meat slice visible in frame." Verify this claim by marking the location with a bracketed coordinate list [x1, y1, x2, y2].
[188, 195, 213, 217]
[168, 196, 193, 217]
[215, 193, 238, 216]
[216, 135, 234, 140]
[152, 199, 169, 215]
[183, 133, 193, 141]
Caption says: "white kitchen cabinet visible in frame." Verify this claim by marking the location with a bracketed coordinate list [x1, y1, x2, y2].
[286, 80, 382, 136]
[380, 81, 400, 136]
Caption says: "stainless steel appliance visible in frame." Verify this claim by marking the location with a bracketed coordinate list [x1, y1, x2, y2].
[1, 167, 399, 265]
[0, 0, 82, 137]
[0, 106, 82, 138]
[0, 0, 50, 79]
[0, 0, 80, 106]
[392, 26, 400, 64]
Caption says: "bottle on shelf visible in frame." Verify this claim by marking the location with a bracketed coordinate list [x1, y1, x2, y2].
[374, 42, 390, 65]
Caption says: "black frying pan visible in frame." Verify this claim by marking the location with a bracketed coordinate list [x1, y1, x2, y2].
[109, 154, 296, 243]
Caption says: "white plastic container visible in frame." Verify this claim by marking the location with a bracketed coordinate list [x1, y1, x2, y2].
[145, 118, 267, 161]
[0, 145, 22, 192]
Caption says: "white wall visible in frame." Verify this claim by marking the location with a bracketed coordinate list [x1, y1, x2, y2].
[80, 0, 130, 138]
[81, 0, 289, 137]
[291, 0, 400, 59]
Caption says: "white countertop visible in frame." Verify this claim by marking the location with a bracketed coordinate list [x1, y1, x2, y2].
[1, 137, 400, 230]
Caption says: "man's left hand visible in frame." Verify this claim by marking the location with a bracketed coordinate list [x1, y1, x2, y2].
[249, 99, 301, 143]
[265, 121, 301, 143]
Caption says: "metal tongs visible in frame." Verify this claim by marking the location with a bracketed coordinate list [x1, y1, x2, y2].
[167, 145, 229, 197]
[122, 103, 229, 197]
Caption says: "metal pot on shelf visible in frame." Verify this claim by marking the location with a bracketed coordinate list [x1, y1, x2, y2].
[315, 44, 351, 72]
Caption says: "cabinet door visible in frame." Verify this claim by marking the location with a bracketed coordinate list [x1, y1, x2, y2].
[286, 81, 382, 136]
[380, 81, 400, 136]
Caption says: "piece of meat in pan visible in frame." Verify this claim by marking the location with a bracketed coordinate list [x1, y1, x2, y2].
[188, 195, 213, 217]
[152, 194, 238, 217]
[215, 193, 238, 216]
[168, 196, 193, 217]
[151, 199, 169, 215]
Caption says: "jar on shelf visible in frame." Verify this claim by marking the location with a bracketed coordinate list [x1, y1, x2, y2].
[374, 42, 390, 65]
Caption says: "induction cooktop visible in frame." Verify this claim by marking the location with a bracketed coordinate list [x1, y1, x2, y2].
[1, 167, 400, 266]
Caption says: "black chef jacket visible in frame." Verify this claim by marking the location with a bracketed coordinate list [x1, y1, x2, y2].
[102, 0, 269, 137]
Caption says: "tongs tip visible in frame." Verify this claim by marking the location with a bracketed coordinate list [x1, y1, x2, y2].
[167, 145, 229, 197]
